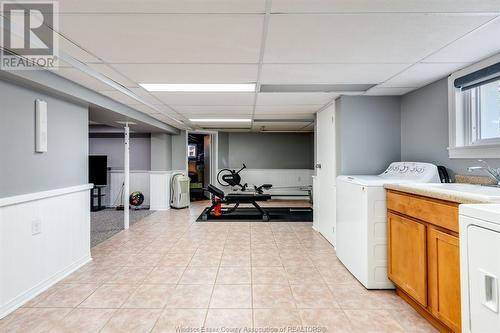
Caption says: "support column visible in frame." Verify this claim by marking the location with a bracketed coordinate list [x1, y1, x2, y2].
[124, 123, 130, 229]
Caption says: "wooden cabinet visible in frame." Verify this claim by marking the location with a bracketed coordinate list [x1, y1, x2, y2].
[427, 227, 461, 332]
[387, 190, 461, 333]
[388, 213, 427, 306]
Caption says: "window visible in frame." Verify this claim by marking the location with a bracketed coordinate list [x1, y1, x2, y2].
[463, 79, 500, 145]
[448, 56, 500, 158]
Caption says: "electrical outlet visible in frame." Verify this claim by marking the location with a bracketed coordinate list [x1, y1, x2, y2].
[298, 176, 302, 182]
[32, 219, 42, 235]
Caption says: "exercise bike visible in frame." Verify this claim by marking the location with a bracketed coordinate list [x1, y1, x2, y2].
[217, 163, 273, 194]
[217, 164, 249, 191]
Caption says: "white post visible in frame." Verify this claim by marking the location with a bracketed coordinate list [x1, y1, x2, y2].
[124, 123, 130, 230]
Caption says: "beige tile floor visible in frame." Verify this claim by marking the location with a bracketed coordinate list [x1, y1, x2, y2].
[0, 201, 437, 333]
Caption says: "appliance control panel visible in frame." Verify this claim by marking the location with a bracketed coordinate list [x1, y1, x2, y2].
[379, 162, 440, 182]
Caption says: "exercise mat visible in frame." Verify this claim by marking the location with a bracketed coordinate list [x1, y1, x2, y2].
[196, 207, 313, 222]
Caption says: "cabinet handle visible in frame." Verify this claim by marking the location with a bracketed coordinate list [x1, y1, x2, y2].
[479, 269, 499, 313]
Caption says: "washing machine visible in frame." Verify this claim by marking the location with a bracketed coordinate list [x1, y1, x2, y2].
[336, 162, 440, 289]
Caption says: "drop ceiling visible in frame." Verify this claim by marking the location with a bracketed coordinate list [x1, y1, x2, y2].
[9, 0, 500, 131]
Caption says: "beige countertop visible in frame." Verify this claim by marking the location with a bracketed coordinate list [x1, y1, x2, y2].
[384, 183, 500, 204]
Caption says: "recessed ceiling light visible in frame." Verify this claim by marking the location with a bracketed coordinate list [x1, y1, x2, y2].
[140, 83, 256, 92]
[189, 119, 251, 122]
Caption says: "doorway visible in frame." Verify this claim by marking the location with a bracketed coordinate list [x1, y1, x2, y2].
[187, 132, 218, 201]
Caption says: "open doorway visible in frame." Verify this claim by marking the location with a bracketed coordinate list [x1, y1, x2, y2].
[187, 132, 217, 201]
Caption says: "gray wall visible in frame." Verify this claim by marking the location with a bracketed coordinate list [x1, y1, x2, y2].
[151, 133, 172, 171]
[336, 96, 401, 175]
[221, 132, 314, 169]
[401, 78, 500, 177]
[0, 79, 88, 198]
[171, 130, 187, 171]
[88, 136, 151, 171]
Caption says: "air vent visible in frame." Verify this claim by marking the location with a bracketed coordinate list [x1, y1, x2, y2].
[259, 84, 375, 93]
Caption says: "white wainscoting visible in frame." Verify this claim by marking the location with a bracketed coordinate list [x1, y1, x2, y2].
[219, 169, 314, 196]
[109, 170, 188, 210]
[0, 184, 93, 319]
[109, 170, 151, 207]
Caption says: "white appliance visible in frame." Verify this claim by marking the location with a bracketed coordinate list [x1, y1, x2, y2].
[170, 174, 190, 209]
[460, 204, 500, 333]
[336, 162, 440, 289]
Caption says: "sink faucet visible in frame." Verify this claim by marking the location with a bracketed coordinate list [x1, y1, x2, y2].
[468, 160, 500, 185]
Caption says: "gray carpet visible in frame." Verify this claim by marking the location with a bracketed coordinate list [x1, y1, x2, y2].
[91, 209, 154, 247]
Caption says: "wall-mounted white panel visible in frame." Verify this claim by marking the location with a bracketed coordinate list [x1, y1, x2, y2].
[260, 63, 408, 84]
[59, 14, 263, 63]
[264, 14, 495, 63]
[35, 100, 48, 153]
[0, 186, 92, 318]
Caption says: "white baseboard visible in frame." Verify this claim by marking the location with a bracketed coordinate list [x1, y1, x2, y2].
[0, 255, 91, 319]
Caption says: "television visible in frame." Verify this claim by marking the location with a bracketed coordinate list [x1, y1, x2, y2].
[89, 155, 107, 186]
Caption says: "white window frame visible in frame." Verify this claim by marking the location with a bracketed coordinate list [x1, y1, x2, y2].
[448, 53, 500, 159]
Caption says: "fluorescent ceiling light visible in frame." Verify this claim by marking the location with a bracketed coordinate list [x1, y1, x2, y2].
[140, 83, 256, 92]
[189, 119, 251, 122]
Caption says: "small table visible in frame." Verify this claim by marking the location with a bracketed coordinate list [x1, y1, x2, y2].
[90, 185, 107, 212]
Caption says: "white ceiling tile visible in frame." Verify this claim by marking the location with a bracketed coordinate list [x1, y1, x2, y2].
[153, 92, 256, 105]
[264, 14, 495, 63]
[126, 103, 176, 115]
[58, 0, 266, 13]
[54, 68, 114, 91]
[260, 63, 409, 84]
[271, 0, 500, 13]
[59, 14, 263, 63]
[381, 63, 467, 88]
[99, 87, 160, 105]
[257, 93, 336, 105]
[254, 113, 315, 120]
[88, 64, 138, 88]
[255, 105, 323, 113]
[109, 64, 258, 83]
[172, 105, 254, 114]
[184, 113, 253, 119]
[424, 17, 500, 63]
[58, 35, 102, 63]
[364, 87, 416, 96]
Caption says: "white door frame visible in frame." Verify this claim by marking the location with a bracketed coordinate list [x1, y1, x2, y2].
[186, 130, 219, 187]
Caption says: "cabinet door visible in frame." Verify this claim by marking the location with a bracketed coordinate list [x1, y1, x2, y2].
[388, 213, 427, 306]
[428, 227, 461, 332]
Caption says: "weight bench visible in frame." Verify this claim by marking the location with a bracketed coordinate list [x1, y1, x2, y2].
[201, 184, 272, 221]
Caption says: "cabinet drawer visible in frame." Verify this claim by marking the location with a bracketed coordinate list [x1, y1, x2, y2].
[387, 190, 459, 233]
